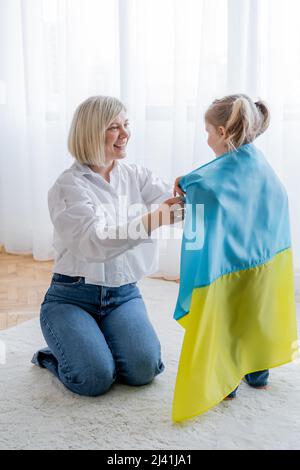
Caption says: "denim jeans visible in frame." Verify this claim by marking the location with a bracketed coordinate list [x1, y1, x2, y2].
[31, 273, 164, 396]
[227, 369, 270, 398]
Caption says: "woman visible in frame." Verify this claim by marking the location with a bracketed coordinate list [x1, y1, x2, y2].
[32, 95, 184, 396]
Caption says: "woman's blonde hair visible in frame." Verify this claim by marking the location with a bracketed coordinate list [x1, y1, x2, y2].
[68, 95, 126, 166]
[205, 94, 270, 152]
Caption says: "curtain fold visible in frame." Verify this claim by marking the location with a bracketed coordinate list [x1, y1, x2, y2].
[0, 0, 299, 281]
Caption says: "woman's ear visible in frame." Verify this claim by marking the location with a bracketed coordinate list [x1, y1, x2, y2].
[218, 126, 226, 137]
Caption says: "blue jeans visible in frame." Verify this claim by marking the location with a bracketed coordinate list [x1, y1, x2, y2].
[31, 274, 164, 396]
[227, 370, 270, 398]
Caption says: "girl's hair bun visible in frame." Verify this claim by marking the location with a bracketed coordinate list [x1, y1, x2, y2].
[254, 100, 271, 137]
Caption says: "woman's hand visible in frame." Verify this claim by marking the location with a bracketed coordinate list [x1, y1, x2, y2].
[158, 196, 185, 226]
[173, 176, 185, 197]
[142, 196, 185, 234]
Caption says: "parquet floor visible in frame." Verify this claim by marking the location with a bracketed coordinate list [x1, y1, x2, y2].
[0, 247, 179, 331]
[0, 248, 53, 330]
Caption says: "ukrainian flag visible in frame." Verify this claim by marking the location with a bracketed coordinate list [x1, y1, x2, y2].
[173, 143, 298, 422]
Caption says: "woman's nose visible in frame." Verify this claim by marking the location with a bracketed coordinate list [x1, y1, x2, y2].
[119, 126, 129, 138]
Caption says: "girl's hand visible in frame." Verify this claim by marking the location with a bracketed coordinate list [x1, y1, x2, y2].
[173, 176, 185, 197]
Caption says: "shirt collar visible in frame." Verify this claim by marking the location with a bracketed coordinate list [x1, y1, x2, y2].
[71, 160, 92, 175]
[71, 159, 118, 176]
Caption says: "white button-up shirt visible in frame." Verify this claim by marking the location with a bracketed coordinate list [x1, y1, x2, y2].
[48, 159, 173, 286]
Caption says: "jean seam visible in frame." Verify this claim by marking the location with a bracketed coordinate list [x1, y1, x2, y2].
[155, 344, 164, 375]
[40, 312, 72, 381]
[51, 279, 84, 287]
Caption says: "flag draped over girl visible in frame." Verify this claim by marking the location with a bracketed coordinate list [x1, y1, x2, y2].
[173, 142, 298, 422]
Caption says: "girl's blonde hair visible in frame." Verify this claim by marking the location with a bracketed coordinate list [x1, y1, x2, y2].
[68, 95, 126, 166]
[205, 94, 270, 152]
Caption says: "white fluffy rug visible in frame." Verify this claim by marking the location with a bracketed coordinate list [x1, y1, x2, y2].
[0, 278, 300, 450]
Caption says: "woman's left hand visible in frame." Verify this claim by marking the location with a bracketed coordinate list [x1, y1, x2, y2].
[173, 176, 185, 197]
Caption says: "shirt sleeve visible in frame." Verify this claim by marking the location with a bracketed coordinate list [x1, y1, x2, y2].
[136, 165, 173, 209]
[48, 176, 151, 263]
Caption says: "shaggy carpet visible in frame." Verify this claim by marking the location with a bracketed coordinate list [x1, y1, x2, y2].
[0, 278, 299, 450]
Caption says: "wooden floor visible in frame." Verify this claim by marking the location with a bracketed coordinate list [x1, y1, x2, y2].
[0, 248, 179, 331]
[0, 249, 53, 330]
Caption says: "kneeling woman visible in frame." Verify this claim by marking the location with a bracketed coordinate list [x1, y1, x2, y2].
[32, 95, 184, 396]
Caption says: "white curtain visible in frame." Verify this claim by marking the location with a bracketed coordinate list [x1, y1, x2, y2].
[0, 0, 300, 282]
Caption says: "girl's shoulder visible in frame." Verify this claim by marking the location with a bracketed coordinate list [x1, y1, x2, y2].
[180, 143, 263, 192]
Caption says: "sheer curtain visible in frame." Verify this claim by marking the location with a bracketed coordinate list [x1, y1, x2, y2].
[0, 0, 299, 287]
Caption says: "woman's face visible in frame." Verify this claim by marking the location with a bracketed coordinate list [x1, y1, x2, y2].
[105, 111, 131, 162]
[205, 120, 227, 157]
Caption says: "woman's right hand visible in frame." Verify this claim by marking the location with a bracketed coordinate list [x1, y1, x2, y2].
[142, 196, 185, 234]
[157, 196, 185, 226]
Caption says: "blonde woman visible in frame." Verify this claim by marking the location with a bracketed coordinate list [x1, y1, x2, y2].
[32, 96, 184, 396]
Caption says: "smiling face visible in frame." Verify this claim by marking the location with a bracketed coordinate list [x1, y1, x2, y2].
[104, 111, 131, 163]
[205, 120, 228, 157]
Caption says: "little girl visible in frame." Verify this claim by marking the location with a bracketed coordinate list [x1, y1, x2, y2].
[172, 94, 298, 422]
